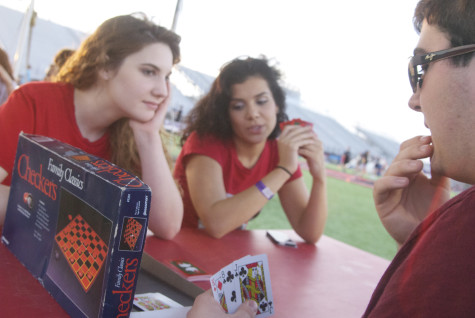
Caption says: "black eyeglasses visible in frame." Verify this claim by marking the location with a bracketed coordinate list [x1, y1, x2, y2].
[408, 44, 475, 93]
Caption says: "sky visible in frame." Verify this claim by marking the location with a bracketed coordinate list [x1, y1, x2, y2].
[1, 0, 428, 143]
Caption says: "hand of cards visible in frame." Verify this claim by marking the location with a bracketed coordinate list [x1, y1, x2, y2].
[210, 254, 274, 317]
[279, 118, 313, 131]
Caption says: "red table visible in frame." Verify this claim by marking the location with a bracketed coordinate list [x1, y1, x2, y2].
[0, 232, 193, 317]
[142, 228, 390, 318]
[0, 240, 70, 317]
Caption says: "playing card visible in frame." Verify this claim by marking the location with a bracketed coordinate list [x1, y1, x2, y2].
[210, 263, 240, 313]
[235, 254, 274, 317]
[279, 118, 313, 131]
[133, 292, 183, 311]
[210, 254, 273, 317]
[210, 272, 229, 312]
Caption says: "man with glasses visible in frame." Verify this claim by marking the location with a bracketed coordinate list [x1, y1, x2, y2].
[187, 0, 475, 316]
[364, 0, 475, 316]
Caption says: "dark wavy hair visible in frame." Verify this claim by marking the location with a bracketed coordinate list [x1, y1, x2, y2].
[414, 0, 475, 66]
[181, 56, 288, 144]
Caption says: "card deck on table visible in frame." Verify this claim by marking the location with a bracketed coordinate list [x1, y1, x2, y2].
[279, 118, 313, 131]
[169, 260, 211, 282]
[210, 254, 274, 317]
[133, 292, 183, 311]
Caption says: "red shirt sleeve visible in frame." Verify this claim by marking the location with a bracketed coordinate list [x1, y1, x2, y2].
[179, 132, 228, 166]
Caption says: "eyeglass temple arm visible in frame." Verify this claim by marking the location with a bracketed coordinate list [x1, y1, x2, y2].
[412, 44, 475, 66]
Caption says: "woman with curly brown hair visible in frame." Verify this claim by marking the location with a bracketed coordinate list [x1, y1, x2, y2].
[0, 14, 183, 239]
[174, 57, 327, 242]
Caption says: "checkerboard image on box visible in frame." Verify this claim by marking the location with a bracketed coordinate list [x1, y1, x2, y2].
[47, 188, 112, 317]
[120, 216, 146, 251]
[54, 214, 109, 293]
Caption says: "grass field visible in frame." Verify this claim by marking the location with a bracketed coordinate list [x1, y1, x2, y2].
[247, 168, 398, 260]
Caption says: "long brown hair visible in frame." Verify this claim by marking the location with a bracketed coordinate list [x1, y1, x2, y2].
[56, 13, 181, 176]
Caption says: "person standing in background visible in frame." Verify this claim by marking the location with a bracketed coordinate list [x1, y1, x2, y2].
[0, 48, 17, 105]
[44, 48, 75, 81]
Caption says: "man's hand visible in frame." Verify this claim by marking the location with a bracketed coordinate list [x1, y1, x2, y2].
[373, 136, 450, 246]
[187, 289, 258, 318]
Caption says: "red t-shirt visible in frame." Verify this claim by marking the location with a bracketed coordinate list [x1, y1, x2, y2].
[363, 186, 475, 317]
[0, 82, 110, 186]
[173, 131, 302, 228]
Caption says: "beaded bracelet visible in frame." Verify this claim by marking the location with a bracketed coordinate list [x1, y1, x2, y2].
[276, 165, 292, 177]
[255, 180, 274, 200]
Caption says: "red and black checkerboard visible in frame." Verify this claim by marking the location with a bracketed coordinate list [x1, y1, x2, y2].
[123, 218, 143, 250]
[55, 215, 108, 292]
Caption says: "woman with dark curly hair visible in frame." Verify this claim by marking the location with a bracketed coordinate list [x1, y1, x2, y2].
[174, 57, 327, 243]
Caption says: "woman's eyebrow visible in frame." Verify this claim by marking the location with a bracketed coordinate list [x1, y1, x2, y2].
[140, 63, 160, 70]
[231, 91, 268, 101]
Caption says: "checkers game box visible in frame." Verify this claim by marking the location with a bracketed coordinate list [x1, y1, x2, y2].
[1, 133, 152, 318]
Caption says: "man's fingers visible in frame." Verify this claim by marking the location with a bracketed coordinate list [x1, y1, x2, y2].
[373, 175, 408, 203]
[393, 136, 432, 162]
[232, 300, 258, 318]
[383, 159, 424, 179]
